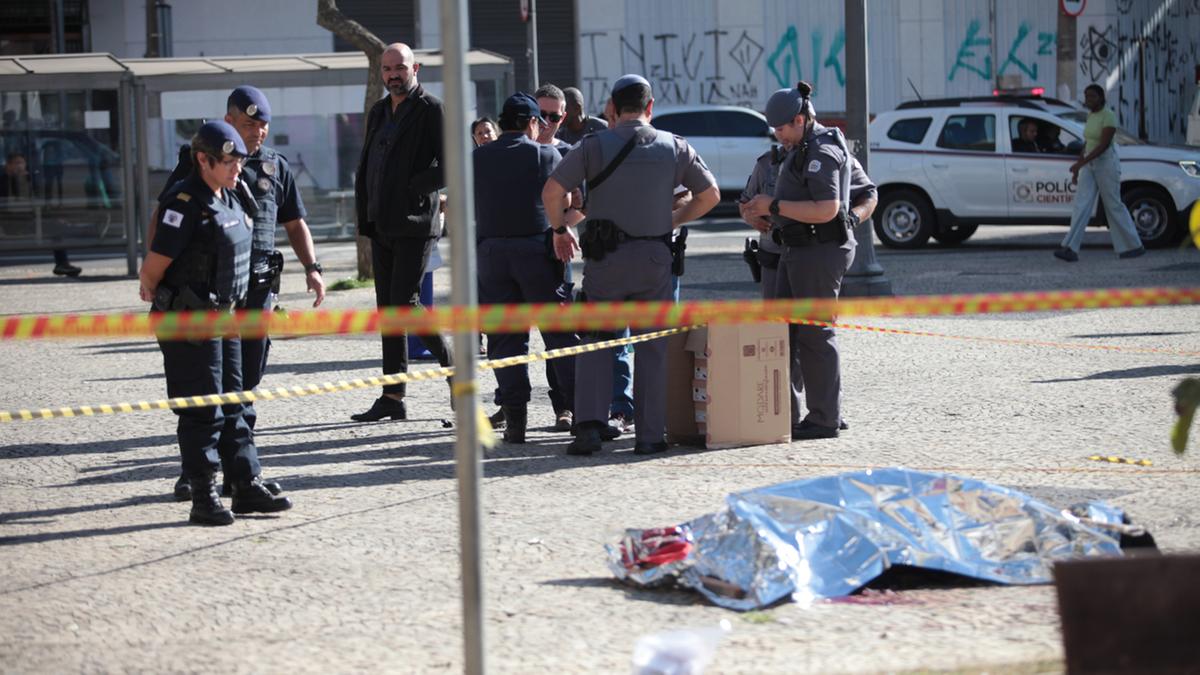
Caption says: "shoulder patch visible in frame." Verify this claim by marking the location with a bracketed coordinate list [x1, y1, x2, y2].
[176, 193, 192, 202]
[808, 159, 822, 173]
[162, 209, 185, 228]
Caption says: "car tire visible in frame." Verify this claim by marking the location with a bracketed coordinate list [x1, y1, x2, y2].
[932, 223, 979, 246]
[1122, 186, 1181, 249]
[875, 188, 934, 249]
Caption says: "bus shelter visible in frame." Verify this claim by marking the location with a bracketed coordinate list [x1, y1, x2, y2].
[0, 49, 513, 275]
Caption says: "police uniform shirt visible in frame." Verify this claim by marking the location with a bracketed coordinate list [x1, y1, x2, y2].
[550, 119, 715, 237]
[741, 147, 785, 253]
[159, 146, 305, 235]
[153, 174, 252, 300]
[847, 157, 876, 206]
[555, 115, 608, 146]
[777, 123, 846, 205]
[551, 137, 573, 159]
[474, 131, 561, 239]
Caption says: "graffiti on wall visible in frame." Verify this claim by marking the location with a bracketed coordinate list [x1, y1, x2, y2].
[949, 19, 1055, 82]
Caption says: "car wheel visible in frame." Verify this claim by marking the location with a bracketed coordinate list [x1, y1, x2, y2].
[874, 188, 934, 249]
[932, 223, 979, 245]
[1123, 186, 1181, 248]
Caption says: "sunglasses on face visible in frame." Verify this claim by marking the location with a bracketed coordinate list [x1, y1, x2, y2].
[540, 111, 563, 123]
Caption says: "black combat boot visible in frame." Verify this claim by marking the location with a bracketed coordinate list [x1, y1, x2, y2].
[221, 475, 282, 497]
[231, 475, 294, 514]
[566, 422, 604, 456]
[189, 474, 235, 526]
[173, 473, 191, 501]
[502, 404, 527, 444]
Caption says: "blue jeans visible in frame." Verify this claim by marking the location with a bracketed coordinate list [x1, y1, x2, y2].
[609, 275, 680, 418]
[1062, 147, 1143, 254]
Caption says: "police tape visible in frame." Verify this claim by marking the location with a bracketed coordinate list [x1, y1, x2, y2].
[1190, 199, 1200, 249]
[0, 326, 696, 423]
[792, 319, 1200, 357]
[1086, 455, 1153, 467]
[3, 287, 1198, 341]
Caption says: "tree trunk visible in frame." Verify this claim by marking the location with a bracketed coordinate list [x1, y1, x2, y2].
[316, 0, 385, 281]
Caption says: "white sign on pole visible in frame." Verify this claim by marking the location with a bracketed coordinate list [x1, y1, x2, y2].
[1060, 0, 1086, 17]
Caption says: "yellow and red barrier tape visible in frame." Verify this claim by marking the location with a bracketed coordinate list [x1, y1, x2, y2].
[1086, 455, 1154, 467]
[0, 326, 695, 423]
[2, 287, 1197, 341]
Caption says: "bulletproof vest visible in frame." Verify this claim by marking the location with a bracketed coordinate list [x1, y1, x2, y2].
[164, 180, 252, 304]
[241, 146, 282, 252]
[772, 124, 851, 228]
[582, 124, 677, 237]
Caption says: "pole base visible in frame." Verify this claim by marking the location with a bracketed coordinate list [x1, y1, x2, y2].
[841, 273, 893, 298]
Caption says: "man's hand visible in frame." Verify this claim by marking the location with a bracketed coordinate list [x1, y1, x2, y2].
[672, 189, 692, 211]
[569, 188, 584, 210]
[744, 193, 774, 218]
[553, 229, 579, 262]
[306, 271, 326, 307]
[739, 200, 771, 233]
[139, 283, 155, 303]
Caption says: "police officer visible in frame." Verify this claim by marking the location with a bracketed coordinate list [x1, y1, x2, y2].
[139, 121, 293, 525]
[474, 93, 580, 443]
[543, 74, 720, 456]
[740, 137, 877, 432]
[745, 81, 859, 440]
[155, 86, 324, 500]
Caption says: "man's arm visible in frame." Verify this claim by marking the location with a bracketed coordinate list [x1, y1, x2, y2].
[279, 218, 325, 307]
[543, 176, 579, 262]
[139, 252, 173, 302]
[409, 100, 446, 195]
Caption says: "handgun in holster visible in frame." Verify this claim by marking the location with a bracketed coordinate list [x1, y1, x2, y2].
[670, 226, 688, 276]
[743, 238, 762, 283]
[581, 219, 620, 262]
[250, 250, 285, 293]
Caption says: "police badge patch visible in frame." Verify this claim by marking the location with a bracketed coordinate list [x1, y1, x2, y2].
[162, 209, 184, 228]
[258, 177, 271, 191]
[261, 161, 275, 176]
[808, 160, 821, 173]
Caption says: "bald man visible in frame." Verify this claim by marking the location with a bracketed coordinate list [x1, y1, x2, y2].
[351, 42, 453, 421]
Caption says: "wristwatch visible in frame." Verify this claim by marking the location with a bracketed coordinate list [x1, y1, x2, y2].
[553, 226, 568, 235]
[304, 261, 323, 274]
[769, 198, 781, 217]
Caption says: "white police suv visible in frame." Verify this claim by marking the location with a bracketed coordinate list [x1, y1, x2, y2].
[867, 96, 1200, 248]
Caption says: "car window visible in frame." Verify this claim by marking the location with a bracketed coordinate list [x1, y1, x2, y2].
[886, 117, 932, 144]
[1008, 117, 1081, 155]
[654, 112, 712, 137]
[936, 114, 995, 152]
[710, 110, 768, 137]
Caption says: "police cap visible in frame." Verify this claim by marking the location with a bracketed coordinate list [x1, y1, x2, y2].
[501, 92, 545, 123]
[227, 85, 272, 122]
[765, 81, 815, 127]
[612, 74, 651, 97]
[195, 120, 249, 158]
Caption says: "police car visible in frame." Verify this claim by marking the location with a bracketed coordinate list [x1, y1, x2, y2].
[867, 96, 1200, 248]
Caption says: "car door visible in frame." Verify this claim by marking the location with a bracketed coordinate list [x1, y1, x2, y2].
[1004, 111, 1083, 221]
[652, 111, 720, 187]
[923, 112, 1007, 220]
[709, 110, 772, 191]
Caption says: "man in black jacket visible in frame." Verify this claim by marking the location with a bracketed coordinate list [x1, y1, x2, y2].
[351, 42, 453, 422]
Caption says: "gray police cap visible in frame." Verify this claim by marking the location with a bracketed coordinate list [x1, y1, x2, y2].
[612, 74, 651, 97]
[765, 88, 805, 127]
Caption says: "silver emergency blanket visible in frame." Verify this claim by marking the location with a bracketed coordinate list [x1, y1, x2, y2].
[606, 469, 1127, 610]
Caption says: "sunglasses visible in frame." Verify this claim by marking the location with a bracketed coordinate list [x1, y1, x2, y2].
[540, 111, 563, 123]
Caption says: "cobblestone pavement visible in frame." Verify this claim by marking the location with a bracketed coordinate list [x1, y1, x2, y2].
[1, 224, 1197, 673]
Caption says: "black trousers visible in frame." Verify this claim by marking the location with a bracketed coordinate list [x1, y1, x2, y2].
[371, 235, 452, 396]
[159, 336, 260, 480]
[478, 236, 578, 406]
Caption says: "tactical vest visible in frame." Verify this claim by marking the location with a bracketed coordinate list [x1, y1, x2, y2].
[773, 125, 851, 227]
[582, 125, 678, 237]
[163, 181, 252, 306]
[242, 146, 283, 253]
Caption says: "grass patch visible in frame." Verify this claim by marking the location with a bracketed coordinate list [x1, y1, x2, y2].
[329, 277, 374, 291]
[741, 611, 774, 625]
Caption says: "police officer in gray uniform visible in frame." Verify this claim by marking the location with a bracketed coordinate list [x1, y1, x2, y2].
[744, 81, 861, 440]
[740, 139, 877, 431]
[139, 121, 293, 525]
[543, 74, 720, 456]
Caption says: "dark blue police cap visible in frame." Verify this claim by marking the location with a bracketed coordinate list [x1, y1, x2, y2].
[612, 74, 651, 97]
[501, 92, 544, 122]
[227, 85, 272, 122]
[196, 120, 249, 158]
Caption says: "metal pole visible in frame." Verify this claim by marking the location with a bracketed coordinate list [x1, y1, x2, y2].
[134, 83, 151, 266]
[1137, 38, 1148, 141]
[438, 0, 485, 673]
[841, 0, 892, 297]
[528, 0, 539, 90]
[119, 77, 138, 276]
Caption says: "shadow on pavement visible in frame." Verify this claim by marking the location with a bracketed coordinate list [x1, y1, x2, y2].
[0, 433, 177, 460]
[1032, 363, 1200, 383]
[0, 520, 186, 547]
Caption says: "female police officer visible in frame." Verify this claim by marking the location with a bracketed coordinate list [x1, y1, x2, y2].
[745, 81, 854, 441]
[139, 121, 293, 525]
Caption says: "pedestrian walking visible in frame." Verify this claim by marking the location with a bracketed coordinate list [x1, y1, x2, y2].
[1054, 83, 1145, 262]
[138, 121, 293, 525]
[543, 74, 719, 456]
[351, 42, 453, 422]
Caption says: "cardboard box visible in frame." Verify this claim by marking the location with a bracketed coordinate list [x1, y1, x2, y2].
[666, 324, 791, 449]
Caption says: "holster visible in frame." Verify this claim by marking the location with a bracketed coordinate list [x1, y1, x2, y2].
[153, 285, 223, 312]
[250, 250, 285, 293]
[670, 226, 688, 277]
[743, 238, 762, 283]
[757, 248, 781, 270]
[580, 219, 620, 262]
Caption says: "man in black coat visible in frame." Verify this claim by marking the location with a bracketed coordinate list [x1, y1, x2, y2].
[351, 42, 453, 422]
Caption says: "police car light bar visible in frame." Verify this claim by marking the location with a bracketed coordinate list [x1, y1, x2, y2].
[993, 86, 1046, 97]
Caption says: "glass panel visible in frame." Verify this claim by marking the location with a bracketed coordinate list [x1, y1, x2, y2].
[936, 114, 995, 152]
[886, 117, 932, 144]
[0, 89, 126, 251]
[1009, 116, 1082, 155]
[711, 110, 768, 137]
[653, 112, 711, 137]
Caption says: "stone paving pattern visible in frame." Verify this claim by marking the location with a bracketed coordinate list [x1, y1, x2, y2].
[1, 224, 1197, 673]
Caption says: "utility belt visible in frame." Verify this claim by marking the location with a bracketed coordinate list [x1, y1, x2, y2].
[742, 239, 782, 283]
[152, 285, 240, 313]
[249, 249, 284, 294]
[581, 219, 688, 275]
[771, 209, 850, 248]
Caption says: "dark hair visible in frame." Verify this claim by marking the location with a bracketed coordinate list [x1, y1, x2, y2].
[471, 117, 497, 135]
[612, 83, 652, 115]
[534, 83, 564, 101]
[1018, 117, 1038, 130]
[1084, 84, 1105, 103]
[795, 80, 817, 119]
